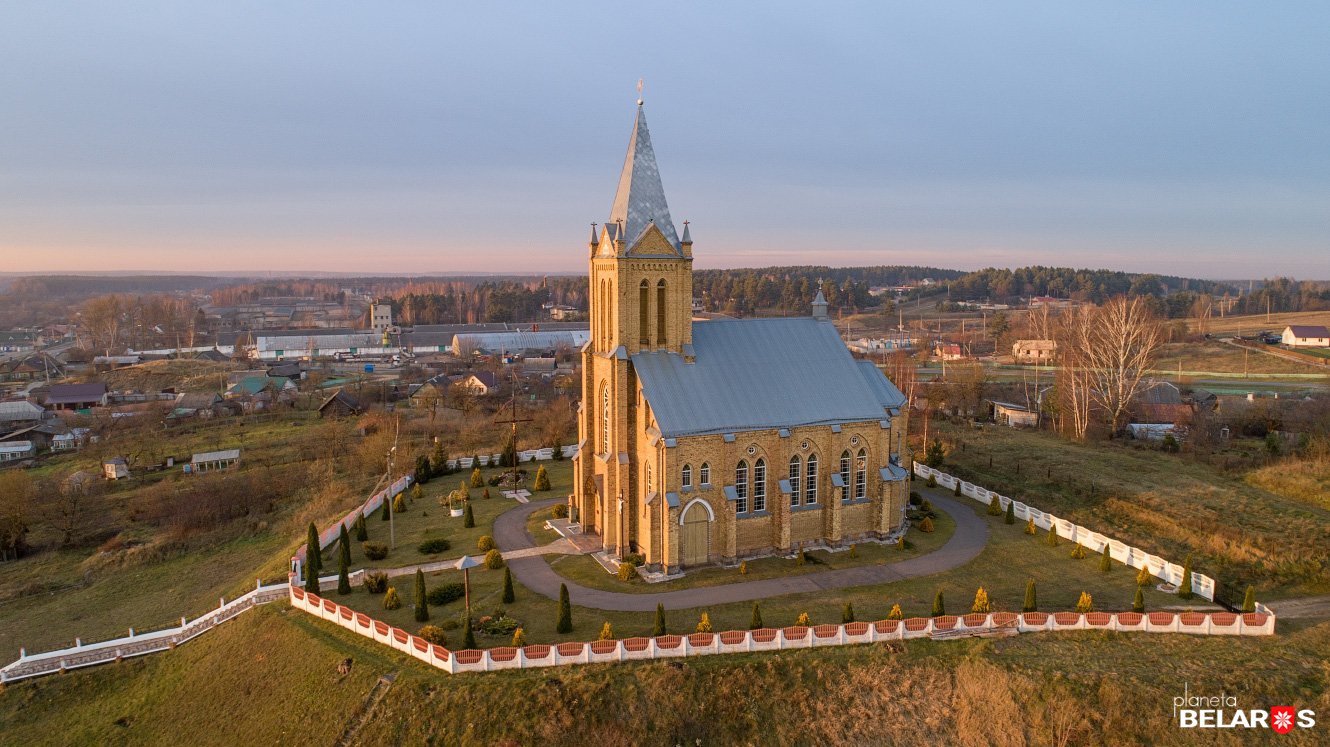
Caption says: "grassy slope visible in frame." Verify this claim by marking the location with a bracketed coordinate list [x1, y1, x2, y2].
[1155, 340, 1329, 375]
[3, 601, 1327, 746]
[934, 424, 1330, 598]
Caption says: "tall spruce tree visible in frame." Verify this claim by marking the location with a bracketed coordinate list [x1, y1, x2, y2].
[1022, 579, 1037, 613]
[354, 511, 368, 541]
[462, 616, 476, 649]
[1099, 544, 1112, 572]
[336, 524, 352, 595]
[1004, 501, 1015, 525]
[556, 583, 572, 633]
[413, 569, 429, 622]
[1132, 586, 1145, 613]
[1178, 556, 1194, 599]
[931, 590, 945, 617]
[749, 602, 764, 630]
[304, 523, 321, 595]
[463, 501, 475, 528]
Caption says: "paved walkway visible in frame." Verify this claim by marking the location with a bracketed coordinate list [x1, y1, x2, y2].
[493, 492, 989, 613]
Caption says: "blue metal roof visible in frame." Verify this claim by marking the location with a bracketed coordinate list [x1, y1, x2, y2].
[631, 318, 907, 438]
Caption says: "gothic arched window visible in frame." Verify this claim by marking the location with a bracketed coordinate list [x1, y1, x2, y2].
[805, 453, 818, 505]
[639, 279, 650, 345]
[855, 448, 868, 500]
[788, 456, 802, 507]
[681, 463, 692, 489]
[700, 462, 711, 486]
[601, 383, 611, 455]
[840, 450, 852, 503]
[656, 278, 668, 346]
[753, 458, 766, 512]
[735, 460, 749, 514]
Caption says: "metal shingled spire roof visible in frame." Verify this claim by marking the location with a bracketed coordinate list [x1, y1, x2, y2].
[609, 104, 680, 249]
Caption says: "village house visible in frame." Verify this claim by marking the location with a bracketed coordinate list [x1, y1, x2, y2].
[572, 102, 910, 574]
[934, 342, 964, 361]
[43, 382, 109, 411]
[0, 352, 66, 383]
[456, 371, 499, 396]
[0, 440, 35, 463]
[172, 392, 225, 420]
[1281, 325, 1330, 348]
[1128, 380, 1192, 440]
[102, 457, 131, 480]
[0, 400, 47, 427]
[50, 428, 92, 451]
[1012, 339, 1057, 364]
[318, 388, 364, 418]
[989, 400, 1039, 428]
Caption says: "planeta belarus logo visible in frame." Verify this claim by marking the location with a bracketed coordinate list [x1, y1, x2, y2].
[1270, 707, 1296, 735]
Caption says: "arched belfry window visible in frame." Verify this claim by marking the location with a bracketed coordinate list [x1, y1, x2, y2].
[601, 383, 611, 455]
[639, 279, 650, 345]
[656, 278, 668, 346]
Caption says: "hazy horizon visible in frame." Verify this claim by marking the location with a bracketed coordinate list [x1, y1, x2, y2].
[4, 3, 1329, 277]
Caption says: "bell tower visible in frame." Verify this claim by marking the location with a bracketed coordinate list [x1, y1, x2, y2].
[575, 97, 693, 557]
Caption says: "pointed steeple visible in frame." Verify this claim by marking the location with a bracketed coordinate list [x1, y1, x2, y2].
[812, 289, 829, 321]
[609, 103, 680, 249]
[680, 220, 692, 245]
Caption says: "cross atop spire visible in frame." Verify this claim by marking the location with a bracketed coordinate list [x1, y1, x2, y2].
[608, 103, 680, 249]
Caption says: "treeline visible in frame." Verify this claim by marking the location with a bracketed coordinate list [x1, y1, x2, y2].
[944, 267, 1236, 304]
[1229, 278, 1330, 315]
[694, 266, 964, 315]
[5, 275, 228, 297]
[387, 278, 586, 325]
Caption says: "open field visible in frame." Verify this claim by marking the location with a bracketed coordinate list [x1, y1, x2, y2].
[1155, 340, 1330, 376]
[931, 423, 1330, 599]
[2, 594, 1326, 746]
[1200, 310, 1330, 336]
[333, 494, 1184, 651]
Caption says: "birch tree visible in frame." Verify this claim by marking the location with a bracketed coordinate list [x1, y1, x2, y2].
[1083, 296, 1162, 436]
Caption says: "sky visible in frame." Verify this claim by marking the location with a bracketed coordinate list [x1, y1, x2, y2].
[2, 2, 1329, 279]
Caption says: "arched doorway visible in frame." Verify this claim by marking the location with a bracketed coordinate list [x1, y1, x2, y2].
[681, 500, 711, 566]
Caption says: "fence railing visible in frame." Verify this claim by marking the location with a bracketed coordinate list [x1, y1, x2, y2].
[290, 586, 1274, 675]
[913, 464, 1229, 602]
[0, 582, 290, 684]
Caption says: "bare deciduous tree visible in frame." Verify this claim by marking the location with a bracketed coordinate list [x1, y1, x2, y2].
[1083, 296, 1163, 436]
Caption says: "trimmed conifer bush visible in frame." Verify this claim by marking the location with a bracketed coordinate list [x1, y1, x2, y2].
[413, 569, 429, 622]
[383, 587, 401, 610]
[696, 612, 713, 633]
[470, 467, 484, 488]
[749, 602, 763, 630]
[796, 548, 807, 566]
[364, 571, 388, 594]
[1075, 591, 1094, 613]
[987, 494, 1001, 514]
[1024, 516, 1036, 535]
[484, 548, 504, 569]
[971, 587, 991, 614]
[502, 567, 515, 603]
[534, 465, 551, 491]
[956, 481, 964, 498]
[1004, 501, 1015, 525]
[842, 602, 855, 623]
[931, 590, 945, 617]
[551, 503, 569, 519]
[653, 603, 667, 636]
[739, 561, 748, 575]
[304, 522, 322, 594]
[1022, 579, 1037, 613]
[616, 563, 635, 581]
[417, 538, 450, 555]
[477, 535, 496, 552]
[482, 487, 491, 500]
[354, 512, 368, 541]
[1136, 564, 1152, 587]
[362, 542, 389, 560]
[848, 544, 858, 559]
[418, 625, 447, 646]
[1178, 556, 1194, 599]
[598, 622, 615, 641]
[411, 483, 424, 503]
[926, 474, 937, 488]
[462, 616, 476, 649]
[1242, 585, 1256, 613]
[887, 604, 903, 620]
[556, 584, 572, 633]
[919, 516, 935, 533]
[1099, 544, 1112, 572]
[1046, 527, 1059, 547]
[511, 628, 526, 647]
[795, 611, 811, 626]
[1070, 543, 1087, 560]
[463, 502, 475, 528]
[336, 526, 352, 595]
[1132, 586, 1145, 613]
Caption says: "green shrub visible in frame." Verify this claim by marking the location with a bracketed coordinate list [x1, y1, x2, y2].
[501, 567, 515, 603]
[392, 493, 407, 514]
[617, 563, 635, 582]
[477, 535, 496, 552]
[926, 475, 937, 488]
[336, 525, 352, 596]
[654, 603, 668, 636]
[426, 583, 466, 606]
[796, 548, 807, 566]
[696, 612, 713, 633]
[848, 544, 858, 559]
[1099, 544, 1112, 572]
[439, 619, 460, 631]
[463, 502, 475, 528]
[924, 439, 944, 468]
[462, 616, 476, 649]
[551, 503, 569, 519]
[1024, 517, 1036, 535]
[484, 548, 504, 569]
[919, 516, 935, 533]
[1022, 579, 1037, 613]
[987, 494, 1001, 515]
[1070, 544, 1087, 560]
[411, 483, 424, 503]
[417, 538, 451, 555]
[794, 612, 811, 627]
[1178, 556, 1194, 599]
[533, 465, 551, 491]
[624, 553, 645, 567]
[1136, 564, 1153, 587]
[971, 587, 991, 614]
[556, 583, 572, 633]
[382, 587, 401, 610]
[1075, 591, 1093, 613]
[413, 569, 429, 622]
[362, 542, 389, 560]
[598, 622, 615, 641]
[931, 590, 945, 617]
[842, 602, 855, 623]
[418, 625, 447, 645]
[363, 571, 388, 594]
[909, 491, 922, 505]
[1161, 433, 1180, 453]
[739, 561, 748, 575]
[470, 467, 485, 488]
[511, 628, 526, 647]
[1242, 585, 1256, 613]
[749, 602, 763, 630]
[1004, 501, 1015, 525]
[303, 523, 321, 596]
[1046, 527, 1059, 547]
[1132, 586, 1145, 613]
[354, 512, 368, 541]
[886, 604, 903, 620]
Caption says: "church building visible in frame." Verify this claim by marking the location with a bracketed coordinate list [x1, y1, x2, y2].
[572, 100, 910, 575]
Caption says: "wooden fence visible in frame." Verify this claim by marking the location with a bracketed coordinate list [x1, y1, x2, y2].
[289, 586, 1274, 675]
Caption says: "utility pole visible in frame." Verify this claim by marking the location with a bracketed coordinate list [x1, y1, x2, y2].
[387, 417, 400, 549]
[494, 370, 532, 487]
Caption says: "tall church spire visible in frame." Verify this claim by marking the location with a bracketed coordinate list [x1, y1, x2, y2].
[609, 103, 680, 249]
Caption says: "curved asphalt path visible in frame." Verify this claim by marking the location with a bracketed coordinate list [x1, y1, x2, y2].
[494, 491, 988, 613]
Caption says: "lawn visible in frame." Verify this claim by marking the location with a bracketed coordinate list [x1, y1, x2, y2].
[332, 494, 1184, 650]
[5, 590, 1329, 747]
[331, 460, 572, 570]
[1153, 340, 1329, 375]
[931, 422, 1330, 599]
[544, 507, 956, 594]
